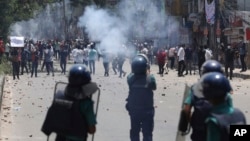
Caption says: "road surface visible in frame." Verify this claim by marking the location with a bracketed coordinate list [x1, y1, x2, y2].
[0, 59, 249, 141]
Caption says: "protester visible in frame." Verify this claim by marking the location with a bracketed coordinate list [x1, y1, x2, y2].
[44, 44, 54, 76]
[197, 46, 206, 76]
[88, 43, 98, 75]
[60, 45, 68, 75]
[156, 48, 167, 76]
[30, 46, 40, 77]
[168, 47, 176, 70]
[224, 45, 235, 80]
[5, 39, 10, 60]
[117, 49, 127, 78]
[0, 39, 5, 64]
[111, 53, 118, 75]
[185, 46, 193, 75]
[238, 37, 247, 72]
[20, 48, 29, 75]
[177, 45, 186, 77]
[10, 48, 20, 80]
[100, 49, 110, 77]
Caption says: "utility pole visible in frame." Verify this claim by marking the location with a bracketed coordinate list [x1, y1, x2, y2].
[63, 0, 67, 40]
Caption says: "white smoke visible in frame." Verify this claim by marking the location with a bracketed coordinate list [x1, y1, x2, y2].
[10, 1, 69, 41]
[78, 0, 180, 52]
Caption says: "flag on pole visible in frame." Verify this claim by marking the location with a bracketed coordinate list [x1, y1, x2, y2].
[205, 0, 215, 25]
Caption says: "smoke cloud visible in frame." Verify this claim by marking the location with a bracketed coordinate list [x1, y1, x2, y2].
[9, 0, 180, 48]
[78, 0, 180, 52]
[10, 1, 70, 41]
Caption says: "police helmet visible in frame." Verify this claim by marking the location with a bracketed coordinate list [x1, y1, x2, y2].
[68, 64, 91, 86]
[131, 54, 149, 74]
[201, 60, 224, 75]
[201, 72, 232, 100]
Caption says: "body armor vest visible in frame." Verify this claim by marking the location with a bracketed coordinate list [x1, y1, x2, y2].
[127, 74, 153, 110]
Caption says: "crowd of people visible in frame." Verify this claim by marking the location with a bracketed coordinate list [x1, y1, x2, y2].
[139, 39, 248, 80]
[0, 36, 248, 81]
[0, 36, 248, 141]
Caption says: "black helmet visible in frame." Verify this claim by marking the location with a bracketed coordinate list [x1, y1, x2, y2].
[201, 60, 224, 75]
[201, 72, 232, 100]
[68, 64, 91, 86]
[131, 54, 149, 74]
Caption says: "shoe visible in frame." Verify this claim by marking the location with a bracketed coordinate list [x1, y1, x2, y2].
[47, 73, 49, 75]
[165, 72, 168, 74]
[178, 74, 185, 77]
[123, 72, 127, 77]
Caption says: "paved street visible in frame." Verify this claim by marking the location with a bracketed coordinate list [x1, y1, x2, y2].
[0, 59, 250, 141]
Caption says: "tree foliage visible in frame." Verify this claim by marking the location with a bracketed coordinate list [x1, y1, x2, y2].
[0, 0, 58, 41]
[0, 0, 109, 41]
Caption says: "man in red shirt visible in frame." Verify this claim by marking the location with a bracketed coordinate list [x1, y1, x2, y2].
[0, 39, 5, 64]
[157, 48, 167, 76]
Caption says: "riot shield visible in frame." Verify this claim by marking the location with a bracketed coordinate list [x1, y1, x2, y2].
[175, 83, 191, 141]
[53, 82, 101, 141]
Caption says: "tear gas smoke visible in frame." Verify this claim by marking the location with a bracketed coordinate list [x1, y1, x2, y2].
[78, 0, 180, 53]
[10, 1, 70, 41]
[9, 0, 180, 49]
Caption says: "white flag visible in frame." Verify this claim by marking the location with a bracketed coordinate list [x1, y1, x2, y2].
[205, 0, 215, 25]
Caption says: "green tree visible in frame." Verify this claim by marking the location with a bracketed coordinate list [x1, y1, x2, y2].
[69, 0, 107, 8]
[0, 0, 109, 41]
[0, 0, 58, 41]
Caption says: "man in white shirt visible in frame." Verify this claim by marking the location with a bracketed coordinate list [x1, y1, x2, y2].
[83, 47, 89, 66]
[205, 48, 213, 61]
[71, 47, 79, 64]
[5, 41, 10, 60]
[177, 45, 186, 77]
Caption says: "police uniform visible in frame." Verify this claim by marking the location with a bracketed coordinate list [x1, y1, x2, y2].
[65, 98, 96, 141]
[201, 72, 246, 141]
[126, 73, 156, 141]
[42, 65, 98, 141]
[184, 81, 232, 141]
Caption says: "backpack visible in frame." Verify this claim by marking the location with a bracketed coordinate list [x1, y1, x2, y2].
[210, 108, 246, 141]
[41, 90, 88, 140]
[190, 86, 212, 141]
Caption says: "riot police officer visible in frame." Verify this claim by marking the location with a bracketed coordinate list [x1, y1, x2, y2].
[201, 72, 246, 141]
[42, 64, 98, 141]
[183, 60, 233, 141]
[126, 54, 157, 141]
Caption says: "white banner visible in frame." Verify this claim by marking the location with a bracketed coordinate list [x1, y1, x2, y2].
[205, 0, 215, 25]
[10, 36, 25, 47]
